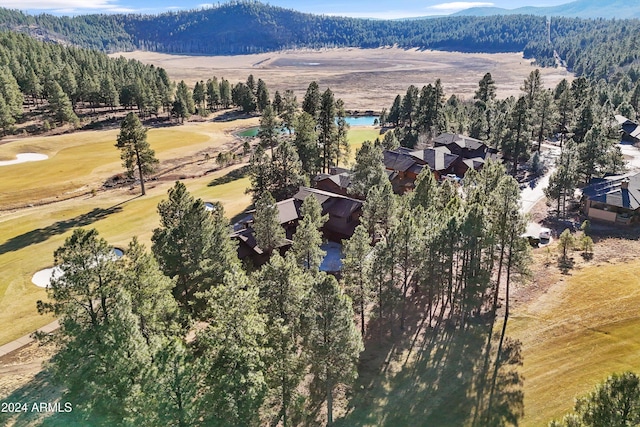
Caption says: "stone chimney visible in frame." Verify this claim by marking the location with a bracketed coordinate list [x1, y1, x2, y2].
[621, 179, 629, 190]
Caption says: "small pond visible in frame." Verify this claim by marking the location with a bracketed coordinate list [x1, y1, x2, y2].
[344, 116, 378, 126]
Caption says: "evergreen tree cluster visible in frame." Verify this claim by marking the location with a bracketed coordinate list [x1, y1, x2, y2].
[37, 180, 363, 426]
[3, 3, 640, 91]
[0, 31, 173, 131]
[247, 81, 350, 202]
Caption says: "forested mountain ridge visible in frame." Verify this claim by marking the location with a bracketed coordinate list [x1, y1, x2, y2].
[2, 1, 640, 83]
[2, 1, 640, 84]
[0, 2, 548, 55]
[454, 0, 640, 19]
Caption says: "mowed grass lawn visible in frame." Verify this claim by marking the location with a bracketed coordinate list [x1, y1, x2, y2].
[0, 117, 257, 208]
[508, 260, 640, 426]
[0, 120, 378, 346]
[345, 127, 385, 166]
[0, 173, 252, 346]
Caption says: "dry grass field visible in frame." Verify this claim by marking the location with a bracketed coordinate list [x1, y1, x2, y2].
[113, 47, 572, 111]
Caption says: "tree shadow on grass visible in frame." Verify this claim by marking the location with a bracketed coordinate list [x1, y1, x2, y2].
[207, 165, 250, 187]
[0, 365, 88, 427]
[335, 296, 524, 427]
[0, 197, 138, 255]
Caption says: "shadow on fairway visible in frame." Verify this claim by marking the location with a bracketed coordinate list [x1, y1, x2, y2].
[334, 294, 524, 427]
[0, 197, 140, 255]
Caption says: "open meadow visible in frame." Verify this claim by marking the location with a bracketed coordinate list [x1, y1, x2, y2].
[113, 47, 572, 111]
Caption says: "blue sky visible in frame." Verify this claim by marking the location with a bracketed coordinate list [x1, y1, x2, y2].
[4, 0, 573, 19]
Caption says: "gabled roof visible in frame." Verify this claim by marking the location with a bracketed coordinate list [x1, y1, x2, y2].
[582, 172, 640, 210]
[317, 172, 352, 189]
[231, 228, 292, 255]
[410, 148, 459, 171]
[245, 198, 302, 225]
[383, 150, 419, 172]
[615, 114, 640, 139]
[434, 133, 486, 151]
[294, 187, 363, 218]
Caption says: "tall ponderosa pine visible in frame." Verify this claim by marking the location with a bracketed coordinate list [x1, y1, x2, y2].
[151, 181, 238, 317]
[308, 274, 363, 425]
[253, 191, 286, 255]
[281, 89, 298, 134]
[270, 140, 308, 201]
[196, 270, 268, 426]
[293, 111, 320, 177]
[349, 140, 387, 198]
[36, 229, 158, 423]
[116, 112, 158, 196]
[258, 104, 280, 156]
[318, 88, 337, 173]
[302, 81, 321, 118]
[254, 254, 309, 427]
[291, 195, 327, 272]
[342, 224, 373, 336]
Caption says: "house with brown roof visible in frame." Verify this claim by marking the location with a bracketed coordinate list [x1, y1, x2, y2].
[314, 172, 352, 196]
[615, 115, 640, 143]
[294, 187, 363, 241]
[231, 187, 363, 265]
[433, 133, 498, 175]
[581, 172, 640, 224]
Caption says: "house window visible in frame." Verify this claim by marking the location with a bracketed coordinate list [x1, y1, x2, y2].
[347, 215, 353, 223]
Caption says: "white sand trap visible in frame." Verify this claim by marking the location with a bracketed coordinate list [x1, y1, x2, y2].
[31, 267, 63, 288]
[0, 153, 49, 166]
[32, 249, 124, 288]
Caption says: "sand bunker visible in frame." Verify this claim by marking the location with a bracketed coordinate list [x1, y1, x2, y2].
[31, 267, 63, 288]
[0, 153, 48, 166]
[32, 248, 124, 288]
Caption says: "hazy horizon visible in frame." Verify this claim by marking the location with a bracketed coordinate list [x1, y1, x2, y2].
[2, 0, 572, 19]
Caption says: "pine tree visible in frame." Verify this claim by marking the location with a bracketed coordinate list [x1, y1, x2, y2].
[196, 270, 268, 426]
[307, 273, 363, 425]
[291, 195, 327, 272]
[293, 111, 320, 178]
[253, 191, 286, 255]
[206, 77, 220, 111]
[46, 79, 78, 126]
[258, 104, 280, 156]
[256, 78, 270, 112]
[152, 181, 239, 318]
[349, 140, 387, 198]
[280, 89, 298, 134]
[302, 81, 321, 118]
[271, 140, 308, 201]
[120, 237, 178, 341]
[254, 254, 309, 427]
[318, 88, 337, 173]
[342, 224, 373, 336]
[248, 144, 273, 202]
[115, 112, 158, 196]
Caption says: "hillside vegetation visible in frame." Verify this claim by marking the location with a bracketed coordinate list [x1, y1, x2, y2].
[1, 1, 640, 83]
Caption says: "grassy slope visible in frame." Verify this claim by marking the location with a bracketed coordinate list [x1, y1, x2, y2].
[0, 118, 257, 208]
[0, 122, 378, 346]
[335, 254, 640, 427]
[509, 259, 640, 426]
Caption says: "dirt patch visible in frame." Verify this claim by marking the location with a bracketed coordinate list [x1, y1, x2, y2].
[113, 48, 573, 111]
[0, 342, 55, 400]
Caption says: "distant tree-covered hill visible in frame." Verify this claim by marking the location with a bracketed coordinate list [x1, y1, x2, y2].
[1, 1, 640, 83]
[454, 0, 640, 19]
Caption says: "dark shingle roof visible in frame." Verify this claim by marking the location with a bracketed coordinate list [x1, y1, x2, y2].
[383, 150, 419, 172]
[409, 148, 458, 171]
[294, 187, 363, 218]
[582, 173, 640, 210]
[434, 133, 486, 151]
